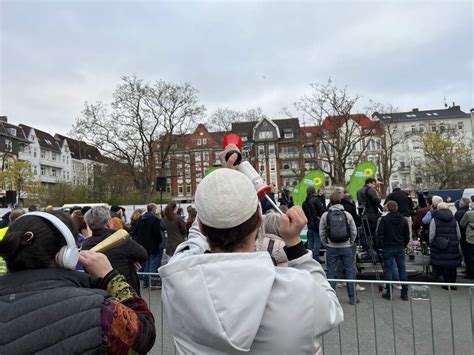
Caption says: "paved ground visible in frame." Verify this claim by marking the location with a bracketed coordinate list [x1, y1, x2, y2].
[140, 273, 474, 355]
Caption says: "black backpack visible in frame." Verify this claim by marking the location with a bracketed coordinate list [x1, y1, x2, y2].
[326, 209, 351, 243]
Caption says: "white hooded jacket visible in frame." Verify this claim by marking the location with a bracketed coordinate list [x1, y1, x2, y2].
[159, 222, 343, 354]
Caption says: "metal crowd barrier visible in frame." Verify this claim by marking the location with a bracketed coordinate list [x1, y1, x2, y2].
[138, 273, 474, 355]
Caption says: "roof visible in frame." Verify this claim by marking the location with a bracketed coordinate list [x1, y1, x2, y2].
[55, 134, 103, 162]
[374, 106, 470, 123]
[232, 118, 301, 141]
[0, 122, 30, 143]
[20, 124, 61, 152]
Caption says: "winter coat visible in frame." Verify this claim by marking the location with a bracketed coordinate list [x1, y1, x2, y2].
[164, 215, 187, 256]
[0, 268, 156, 354]
[460, 210, 474, 244]
[81, 228, 148, 294]
[137, 212, 163, 255]
[320, 204, 357, 248]
[384, 188, 414, 217]
[376, 212, 410, 248]
[429, 209, 462, 269]
[159, 222, 343, 355]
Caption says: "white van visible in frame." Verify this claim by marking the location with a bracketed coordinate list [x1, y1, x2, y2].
[462, 188, 474, 200]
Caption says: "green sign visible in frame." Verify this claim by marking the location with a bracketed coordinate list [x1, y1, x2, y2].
[347, 161, 377, 202]
[292, 170, 326, 206]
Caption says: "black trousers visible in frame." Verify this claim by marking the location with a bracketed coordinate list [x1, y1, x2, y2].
[432, 265, 457, 283]
[460, 240, 474, 277]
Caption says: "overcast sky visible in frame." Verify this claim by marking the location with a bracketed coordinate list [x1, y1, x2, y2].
[1, 0, 472, 135]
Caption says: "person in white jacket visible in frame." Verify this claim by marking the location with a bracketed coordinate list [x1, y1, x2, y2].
[159, 148, 343, 355]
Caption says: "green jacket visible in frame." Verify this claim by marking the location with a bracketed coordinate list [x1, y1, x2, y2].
[460, 211, 474, 244]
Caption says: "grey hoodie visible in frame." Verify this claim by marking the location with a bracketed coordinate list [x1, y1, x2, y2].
[319, 204, 357, 248]
[159, 222, 343, 354]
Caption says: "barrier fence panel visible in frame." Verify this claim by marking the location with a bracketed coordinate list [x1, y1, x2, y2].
[138, 273, 474, 355]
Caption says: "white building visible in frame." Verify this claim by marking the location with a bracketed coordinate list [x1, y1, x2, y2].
[19, 125, 69, 187]
[55, 134, 105, 186]
[374, 105, 473, 190]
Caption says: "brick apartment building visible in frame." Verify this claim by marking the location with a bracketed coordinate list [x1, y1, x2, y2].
[161, 115, 386, 201]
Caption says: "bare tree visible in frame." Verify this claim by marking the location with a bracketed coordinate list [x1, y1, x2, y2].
[366, 101, 402, 193]
[207, 107, 265, 131]
[293, 79, 376, 185]
[72, 75, 205, 202]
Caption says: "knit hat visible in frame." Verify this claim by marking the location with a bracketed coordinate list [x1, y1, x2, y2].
[195, 168, 259, 229]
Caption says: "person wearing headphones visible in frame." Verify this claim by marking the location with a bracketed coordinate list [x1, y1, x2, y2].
[0, 211, 156, 354]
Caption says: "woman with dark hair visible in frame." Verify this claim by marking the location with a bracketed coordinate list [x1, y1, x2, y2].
[164, 202, 187, 257]
[0, 211, 156, 354]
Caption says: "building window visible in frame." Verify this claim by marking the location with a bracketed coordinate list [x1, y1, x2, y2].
[439, 124, 446, 133]
[305, 131, 312, 138]
[202, 138, 207, 145]
[241, 133, 248, 142]
[178, 182, 183, 195]
[258, 145, 265, 156]
[186, 184, 191, 194]
[268, 144, 275, 156]
[258, 131, 273, 140]
[33, 166, 37, 174]
[203, 151, 209, 162]
[52, 153, 56, 161]
[411, 125, 416, 133]
[40, 150, 46, 159]
[458, 122, 464, 130]
[51, 168, 57, 177]
[419, 124, 425, 133]
[5, 139, 12, 152]
[41, 167, 45, 175]
[283, 129, 294, 139]
[66, 172, 70, 179]
[197, 139, 202, 145]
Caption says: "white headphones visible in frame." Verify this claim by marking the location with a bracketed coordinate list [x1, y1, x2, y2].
[22, 212, 79, 270]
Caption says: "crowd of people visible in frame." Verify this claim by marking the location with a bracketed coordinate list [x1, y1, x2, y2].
[0, 141, 472, 353]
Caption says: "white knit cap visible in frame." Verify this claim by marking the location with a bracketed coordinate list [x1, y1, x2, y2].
[195, 168, 259, 229]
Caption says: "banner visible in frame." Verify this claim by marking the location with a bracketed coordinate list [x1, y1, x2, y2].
[204, 166, 219, 176]
[291, 170, 326, 206]
[347, 161, 377, 202]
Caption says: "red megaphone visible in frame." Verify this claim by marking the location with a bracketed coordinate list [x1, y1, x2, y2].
[223, 133, 243, 166]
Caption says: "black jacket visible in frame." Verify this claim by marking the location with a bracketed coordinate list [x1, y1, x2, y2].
[385, 188, 414, 217]
[302, 194, 326, 230]
[0, 268, 107, 354]
[430, 209, 461, 269]
[137, 212, 163, 255]
[341, 198, 360, 227]
[81, 228, 148, 294]
[455, 206, 470, 240]
[357, 185, 382, 222]
[376, 212, 410, 248]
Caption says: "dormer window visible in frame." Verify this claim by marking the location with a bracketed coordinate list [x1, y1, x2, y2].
[258, 131, 273, 140]
[284, 129, 294, 139]
[7, 128, 16, 136]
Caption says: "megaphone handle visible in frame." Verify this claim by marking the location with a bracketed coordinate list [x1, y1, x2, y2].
[224, 150, 242, 166]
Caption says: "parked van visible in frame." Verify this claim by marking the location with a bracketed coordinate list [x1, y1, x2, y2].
[462, 188, 474, 200]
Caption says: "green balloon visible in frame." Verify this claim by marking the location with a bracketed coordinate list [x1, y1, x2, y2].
[291, 170, 326, 206]
[347, 161, 377, 202]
